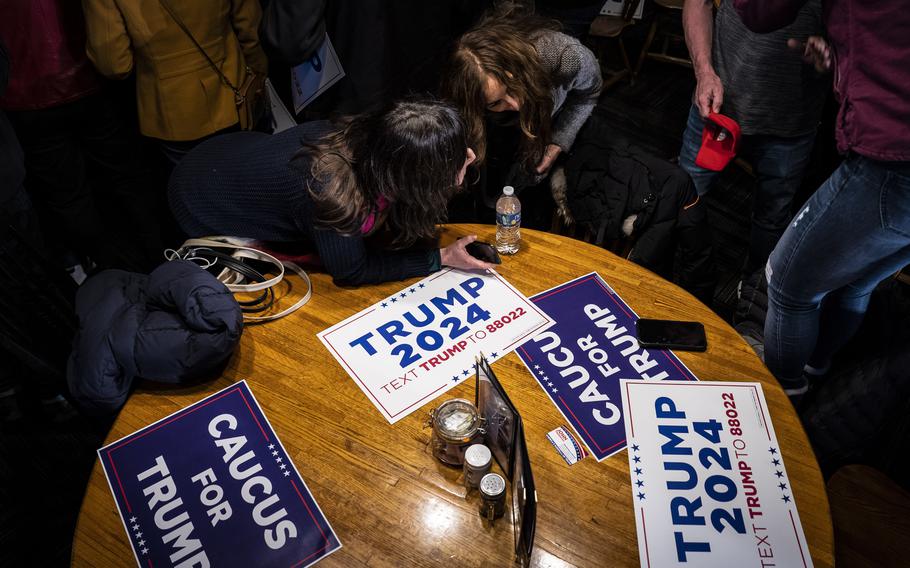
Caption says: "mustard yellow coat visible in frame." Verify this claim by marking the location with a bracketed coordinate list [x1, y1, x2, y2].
[83, 0, 268, 141]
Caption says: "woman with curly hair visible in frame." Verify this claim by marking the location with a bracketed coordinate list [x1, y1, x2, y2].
[168, 98, 491, 286]
[442, 7, 602, 214]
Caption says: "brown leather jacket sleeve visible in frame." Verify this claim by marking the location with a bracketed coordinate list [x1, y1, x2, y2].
[230, 0, 268, 73]
[82, 0, 135, 79]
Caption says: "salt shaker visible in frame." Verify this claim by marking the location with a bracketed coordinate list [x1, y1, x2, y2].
[463, 444, 492, 489]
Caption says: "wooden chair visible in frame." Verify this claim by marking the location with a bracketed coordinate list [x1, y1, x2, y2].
[587, 0, 643, 90]
[633, 0, 692, 80]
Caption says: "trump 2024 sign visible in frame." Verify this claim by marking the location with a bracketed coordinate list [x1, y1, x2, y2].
[620, 380, 812, 567]
[318, 268, 554, 423]
[98, 381, 341, 568]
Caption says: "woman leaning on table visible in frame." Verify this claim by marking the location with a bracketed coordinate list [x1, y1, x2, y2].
[168, 98, 495, 286]
[441, 5, 602, 211]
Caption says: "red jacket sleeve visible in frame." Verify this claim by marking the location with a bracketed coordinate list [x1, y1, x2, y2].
[732, 0, 809, 33]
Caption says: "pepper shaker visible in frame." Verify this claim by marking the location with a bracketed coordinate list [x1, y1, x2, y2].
[479, 473, 506, 521]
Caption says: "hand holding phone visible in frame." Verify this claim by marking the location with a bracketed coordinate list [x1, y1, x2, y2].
[465, 241, 502, 264]
[636, 318, 707, 352]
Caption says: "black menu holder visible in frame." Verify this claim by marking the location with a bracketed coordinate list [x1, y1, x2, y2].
[473, 354, 537, 566]
[511, 420, 536, 567]
[475, 354, 519, 475]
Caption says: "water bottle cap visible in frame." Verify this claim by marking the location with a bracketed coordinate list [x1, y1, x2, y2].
[503, 186, 514, 196]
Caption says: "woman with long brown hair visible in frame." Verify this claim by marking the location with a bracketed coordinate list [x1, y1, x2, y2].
[441, 7, 602, 211]
[168, 98, 492, 286]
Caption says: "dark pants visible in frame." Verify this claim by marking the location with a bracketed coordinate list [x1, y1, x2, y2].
[765, 155, 910, 385]
[8, 91, 163, 272]
[679, 105, 816, 277]
[157, 122, 242, 167]
[0, 184, 76, 398]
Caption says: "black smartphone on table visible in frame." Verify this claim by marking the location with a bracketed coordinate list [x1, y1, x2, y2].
[635, 318, 707, 352]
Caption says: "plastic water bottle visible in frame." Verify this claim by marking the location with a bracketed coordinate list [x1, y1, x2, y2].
[495, 186, 521, 255]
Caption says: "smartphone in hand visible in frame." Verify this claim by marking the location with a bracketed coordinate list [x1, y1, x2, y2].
[465, 241, 502, 264]
[635, 318, 707, 352]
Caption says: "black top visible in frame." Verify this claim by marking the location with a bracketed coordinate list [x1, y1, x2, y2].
[167, 121, 440, 286]
[259, 0, 326, 66]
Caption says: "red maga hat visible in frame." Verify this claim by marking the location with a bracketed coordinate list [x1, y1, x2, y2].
[695, 112, 741, 171]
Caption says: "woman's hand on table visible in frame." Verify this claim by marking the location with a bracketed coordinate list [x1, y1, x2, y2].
[440, 235, 496, 271]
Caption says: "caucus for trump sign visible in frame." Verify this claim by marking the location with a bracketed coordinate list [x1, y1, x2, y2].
[98, 381, 341, 568]
[318, 268, 554, 423]
[620, 380, 812, 567]
[516, 273, 698, 461]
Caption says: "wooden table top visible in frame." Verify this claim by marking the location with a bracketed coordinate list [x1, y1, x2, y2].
[71, 225, 834, 567]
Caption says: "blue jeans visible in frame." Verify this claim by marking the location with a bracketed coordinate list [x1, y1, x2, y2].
[678, 105, 816, 275]
[764, 154, 910, 384]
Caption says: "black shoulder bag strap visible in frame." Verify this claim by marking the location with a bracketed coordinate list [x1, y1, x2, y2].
[158, 0, 245, 104]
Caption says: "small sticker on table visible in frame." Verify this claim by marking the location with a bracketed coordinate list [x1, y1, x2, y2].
[547, 426, 588, 465]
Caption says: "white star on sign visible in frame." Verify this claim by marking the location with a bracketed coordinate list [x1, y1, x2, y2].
[129, 516, 137, 523]
[276, 457, 283, 463]
[141, 548, 148, 555]
[268, 444, 275, 450]
[132, 524, 139, 531]
[534, 365, 540, 370]
[271, 450, 278, 456]
[283, 471, 291, 477]
[552, 388, 558, 393]
[280, 464, 287, 470]
[135, 532, 142, 538]
[138, 540, 145, 547]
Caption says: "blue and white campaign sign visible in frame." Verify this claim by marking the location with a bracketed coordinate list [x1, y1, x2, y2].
[516, 273, 697, 461]
[291, 34, 345, 114]
[620, 380, 812, 568]
[318, 268, 554, 424]
[98, 381, 341, 568]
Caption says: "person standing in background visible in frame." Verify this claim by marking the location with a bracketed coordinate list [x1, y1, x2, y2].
[0, 0, 163, 272]
[678, 0, 828, 284]
[734, 0, 910, 400]
[258, 0, 326, 68]
[82, 0, 268, 164]
[0, 38, 78, 424]
[258, 0, 490, 122]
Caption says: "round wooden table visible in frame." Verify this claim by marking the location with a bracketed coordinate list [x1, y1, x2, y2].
[71, 225, 834, 567]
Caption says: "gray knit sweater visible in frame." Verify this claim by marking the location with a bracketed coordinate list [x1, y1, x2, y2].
[535, 31, 602, 151]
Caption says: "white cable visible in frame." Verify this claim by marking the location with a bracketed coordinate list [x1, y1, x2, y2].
[171, 237, 312, 323]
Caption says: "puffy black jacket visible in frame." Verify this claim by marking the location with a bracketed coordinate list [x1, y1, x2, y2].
[562, 115, 716, 304]
[67, 260, 243, 414]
